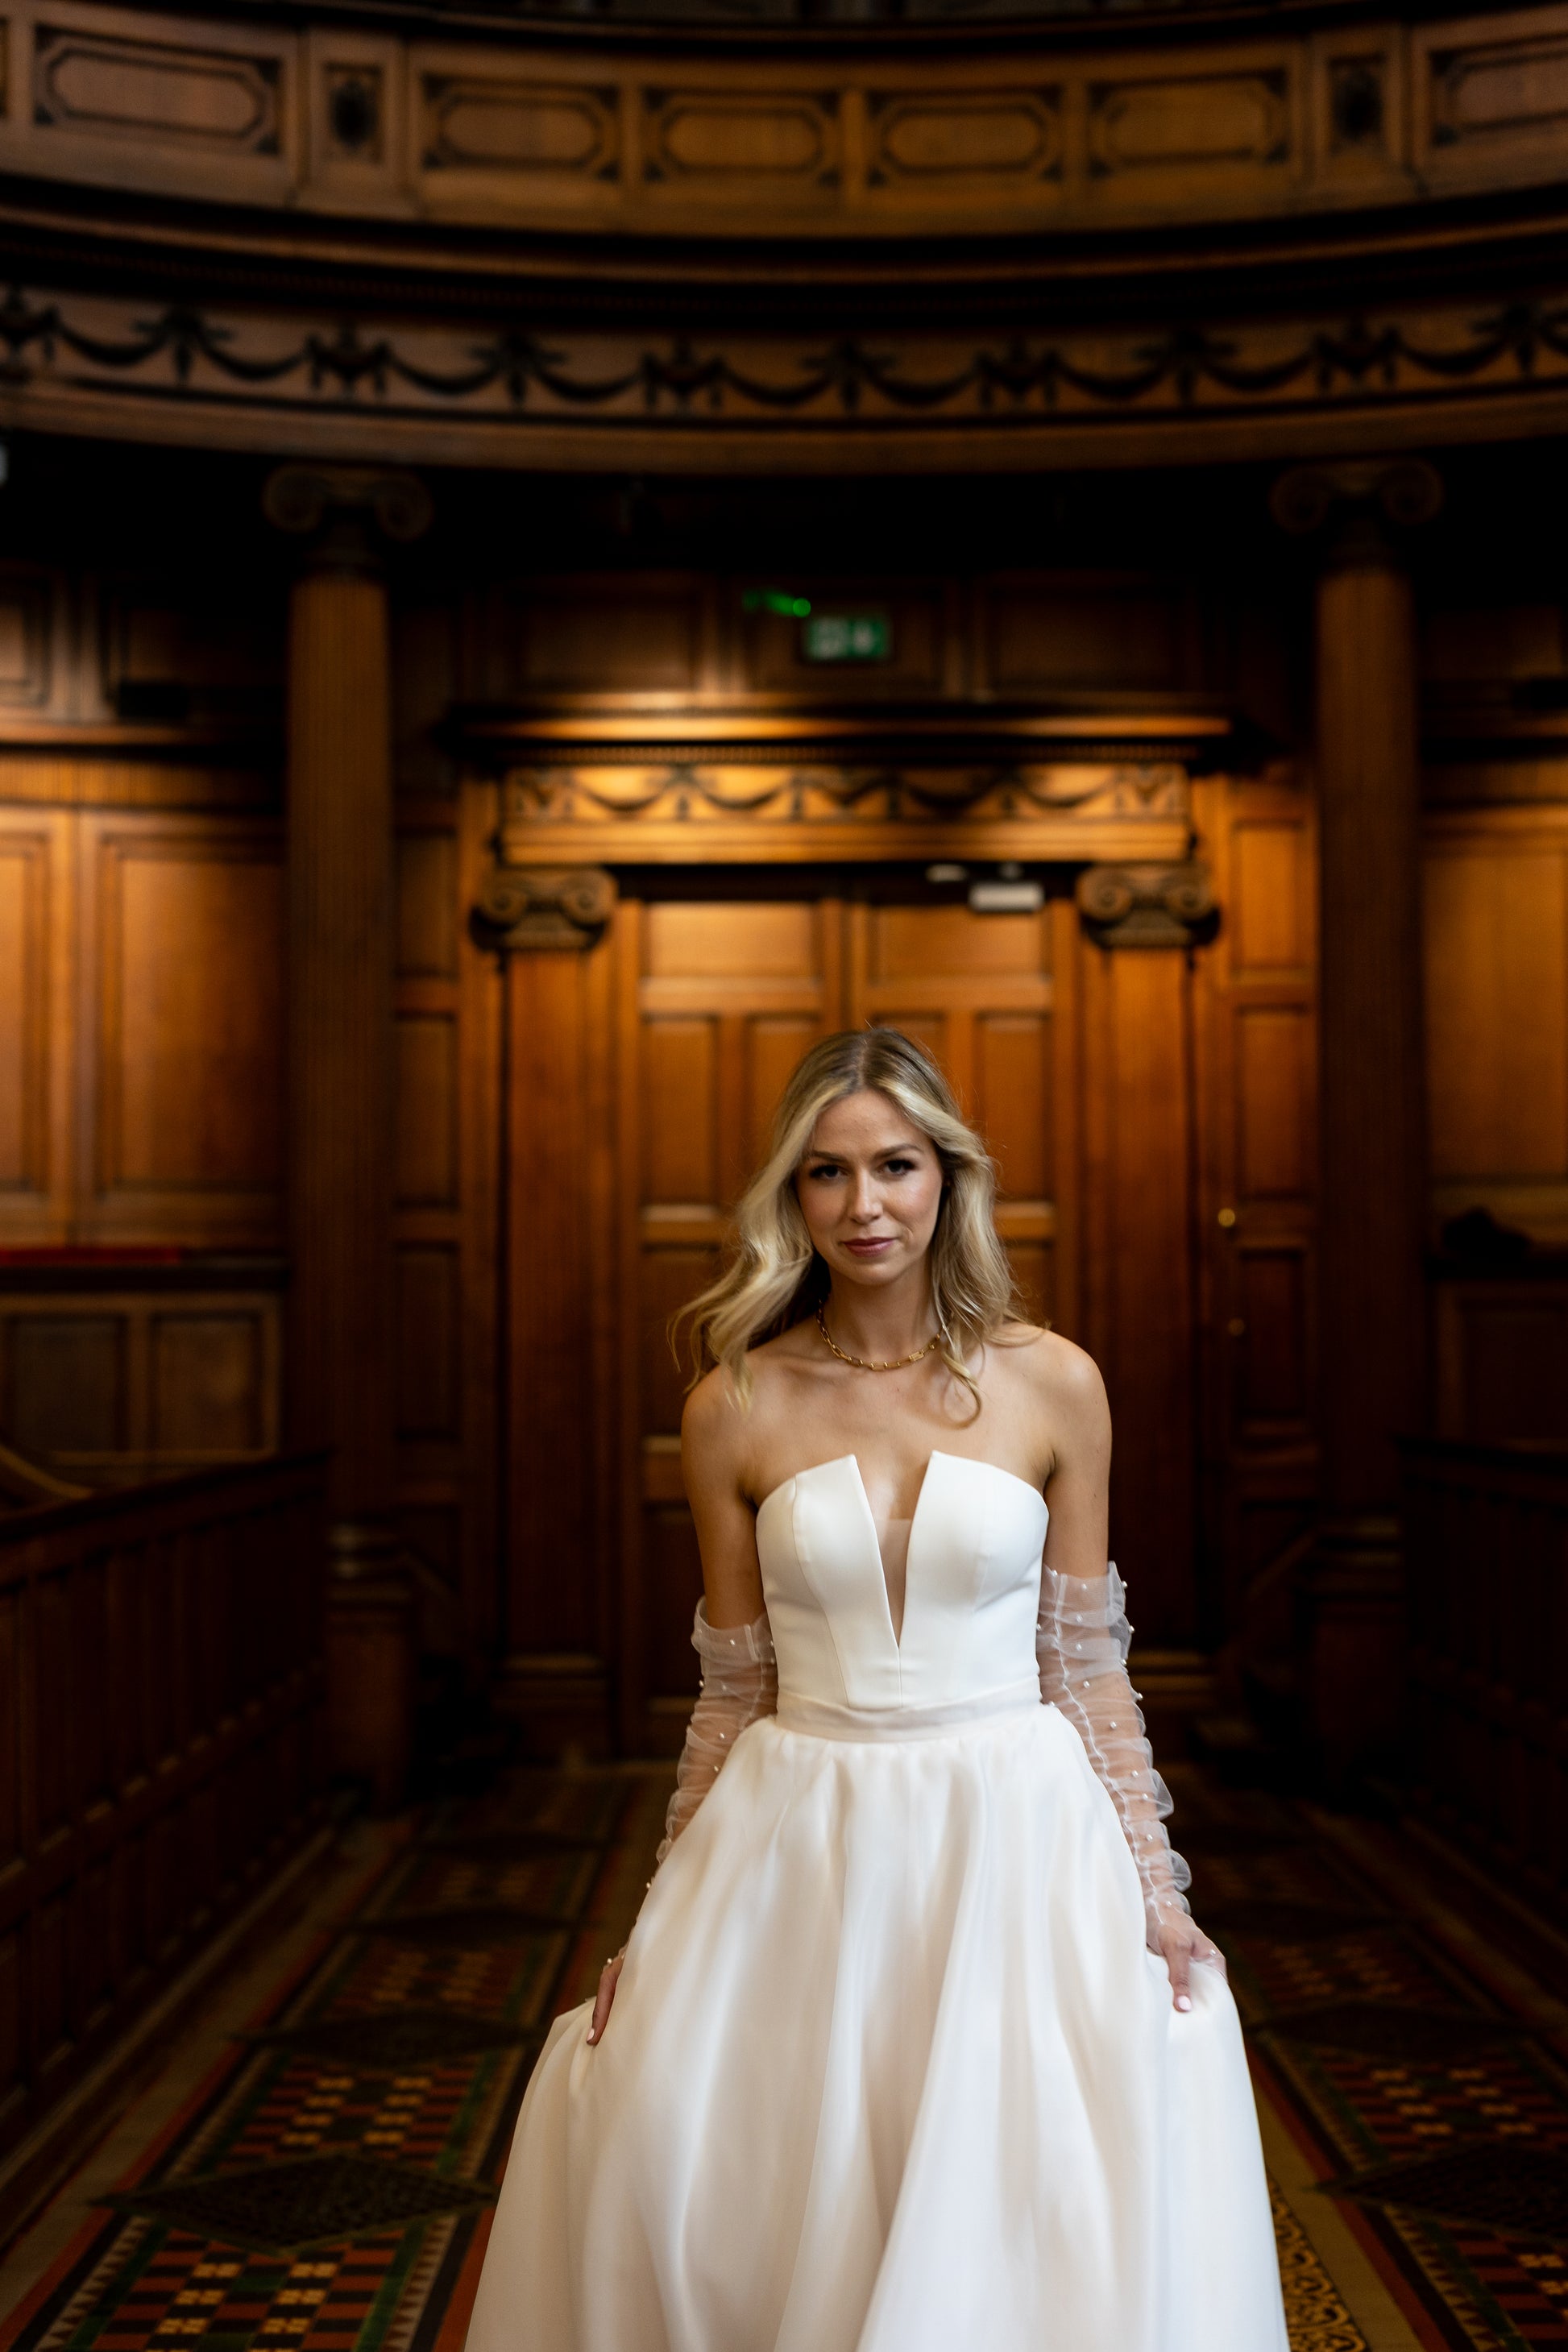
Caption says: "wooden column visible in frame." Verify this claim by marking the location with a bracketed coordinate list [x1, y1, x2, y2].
[471, 861, 618, 1759]
[267, 464, 431, 1808]
[1274, 460, 1438, 1780]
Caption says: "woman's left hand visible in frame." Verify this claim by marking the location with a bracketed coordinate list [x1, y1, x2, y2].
[1155, 1914, 1226, 2011]
[587, 1948, 625, 2045]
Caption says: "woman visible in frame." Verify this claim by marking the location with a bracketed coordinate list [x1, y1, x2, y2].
[467, 1027, 1288, 2352]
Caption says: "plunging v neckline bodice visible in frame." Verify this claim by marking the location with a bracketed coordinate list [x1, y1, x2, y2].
[755, 1452, 1048, 1719]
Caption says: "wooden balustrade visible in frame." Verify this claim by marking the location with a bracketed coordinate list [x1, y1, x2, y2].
[1399, 1437, 1568, 1925]
[0, 1453, 329, 2200]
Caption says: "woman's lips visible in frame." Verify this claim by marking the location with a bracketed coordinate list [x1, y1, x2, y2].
[844, 1237, 896, 1255]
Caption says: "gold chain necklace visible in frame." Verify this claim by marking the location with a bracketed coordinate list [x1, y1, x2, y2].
[815, 1303, 943, 1374]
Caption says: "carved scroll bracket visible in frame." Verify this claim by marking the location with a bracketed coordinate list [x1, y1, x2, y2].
[471, 861, 616, 954]
[1076, 861, 1217, 949]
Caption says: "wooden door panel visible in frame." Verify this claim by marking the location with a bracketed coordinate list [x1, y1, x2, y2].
[1236, 1007, 1312, 1199]
[1234, 1247, 1311, 1429]
[638, 1248, 716, 1437]
[1193, 775, 1320, 1656]
[622, 896, 840, 1749]
[645, 900, 822, 980]
[1078, 944, 1196, 1641]
[642, 1019, 719, 1204]
[746, 1018, 821, 1170]
[848, 896, 1064, 1359]
[975, 1014, 1053, 1201]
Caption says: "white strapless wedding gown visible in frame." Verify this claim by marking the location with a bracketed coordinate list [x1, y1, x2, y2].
[467, 1452, 1288, 2352]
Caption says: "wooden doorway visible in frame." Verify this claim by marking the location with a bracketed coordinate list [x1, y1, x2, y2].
[500, 872, 1203, 1756]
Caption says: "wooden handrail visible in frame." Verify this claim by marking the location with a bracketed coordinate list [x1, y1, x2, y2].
[0, 1438, 89, 1510]
[0, 1450, 325, 1556]
[0, 1450, 331, 2189]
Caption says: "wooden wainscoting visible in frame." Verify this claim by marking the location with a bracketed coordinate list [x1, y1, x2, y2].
[1399, 1436, 1568, 1926]
[0, 1453, 329, 2209]
[0, 1260, 284, 1487]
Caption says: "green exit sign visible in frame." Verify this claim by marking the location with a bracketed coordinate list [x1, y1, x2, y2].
[801, 612, 892, 665]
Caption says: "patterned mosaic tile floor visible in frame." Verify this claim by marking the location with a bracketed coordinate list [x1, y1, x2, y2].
[2, 1757, 1565, 2352]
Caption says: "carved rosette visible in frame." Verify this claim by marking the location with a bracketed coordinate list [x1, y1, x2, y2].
[472, 862, 616, 953]
[1076, 861, 1217, 948]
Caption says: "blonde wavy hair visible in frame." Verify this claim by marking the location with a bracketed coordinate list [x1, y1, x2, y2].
[679, 1026, 1023, 1405]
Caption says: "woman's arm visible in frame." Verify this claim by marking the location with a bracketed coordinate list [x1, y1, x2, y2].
[1035, 1339, 1224, 2012]
[682, 1366, 768, 1629]
[588, 1370, 775, 2045]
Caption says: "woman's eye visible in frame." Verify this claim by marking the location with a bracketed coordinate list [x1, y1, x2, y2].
[881, 1158, 915, 1176]
[805, 1163, 840, 1181]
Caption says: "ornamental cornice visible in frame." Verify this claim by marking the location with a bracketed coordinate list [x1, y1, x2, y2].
[3, 278, 1568, 470]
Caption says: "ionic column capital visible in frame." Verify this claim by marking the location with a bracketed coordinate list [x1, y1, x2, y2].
[1270, 457, 1442, 569]
[263, 463, 433, 574]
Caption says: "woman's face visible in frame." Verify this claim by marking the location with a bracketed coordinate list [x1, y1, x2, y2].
[795, 1089, 945, 1289]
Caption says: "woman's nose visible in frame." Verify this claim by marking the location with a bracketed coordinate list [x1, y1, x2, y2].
[849, 1173, 881, 1220]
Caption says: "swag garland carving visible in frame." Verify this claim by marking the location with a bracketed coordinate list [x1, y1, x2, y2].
[3, 287, 1568, 437]
[493, 756, 1193, 865]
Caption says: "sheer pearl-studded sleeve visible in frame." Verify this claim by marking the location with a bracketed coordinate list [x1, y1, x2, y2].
[656, 1602, 778, 1865]
[1036, 1565, 1192, 1948]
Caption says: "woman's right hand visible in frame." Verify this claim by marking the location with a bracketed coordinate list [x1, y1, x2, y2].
[587, 1948, 625, 2045]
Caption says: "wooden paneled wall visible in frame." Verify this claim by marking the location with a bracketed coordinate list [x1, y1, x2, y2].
[1423, 807, 1568, 1249]
[472, 570, 1205, 703]
[0, 558, 287, 1485]
[1421, 598, 1568, 1251]
[1418, 598, 1568, 1446]
[7, 544, 1566, 1746]
[0, 807, 284, 1248]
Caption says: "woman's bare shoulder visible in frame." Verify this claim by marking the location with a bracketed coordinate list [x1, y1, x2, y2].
[680, 1334, 812, 1469]
[680, 1364, 745, 1467]
[994, 1325, 1109, 1426]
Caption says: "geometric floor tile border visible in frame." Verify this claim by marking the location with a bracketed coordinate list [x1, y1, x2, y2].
[1321, 2143, 1568, 2250]
[248, 2010, 535, 2072]
[1270, 2179, 1375, 2352]
[106, 2155, 496, 2255]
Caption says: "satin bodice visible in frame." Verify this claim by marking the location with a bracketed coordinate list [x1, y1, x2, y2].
[756, 1452, 1048, 1733]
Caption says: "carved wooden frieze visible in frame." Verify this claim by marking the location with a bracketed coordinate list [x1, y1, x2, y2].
[472, 861, 616, 952]
[492, 757, 1192, 867]
[3, 280, 1568, 475]
[1076, 861, 1217, 948]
